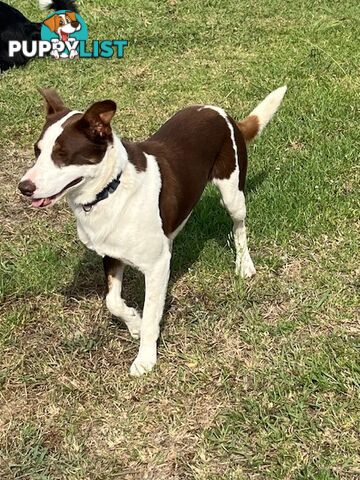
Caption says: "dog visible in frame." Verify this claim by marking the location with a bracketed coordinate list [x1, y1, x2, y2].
[39, 0, 79, 15]
[40, 0, 80, 59]
[0, 0, 78, 72]
[18, 87, 287, 375]
[42, 8, 81, 59]
[0, 1, 41, 72]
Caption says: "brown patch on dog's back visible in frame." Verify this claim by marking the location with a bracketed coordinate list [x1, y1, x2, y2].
[136, 106, 230, 235]
[132, 106, 250, 235]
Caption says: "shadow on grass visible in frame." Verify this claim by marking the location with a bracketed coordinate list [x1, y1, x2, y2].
[62, 171, 267, 313]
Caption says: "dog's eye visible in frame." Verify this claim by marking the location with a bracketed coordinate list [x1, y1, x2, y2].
[34, 145, 40, 157]
[59, 20, 64, 26]
[53, 143, 67, 159]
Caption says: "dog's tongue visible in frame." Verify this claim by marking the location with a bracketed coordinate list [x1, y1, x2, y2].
[32, 198, 51, 208]
[61, 31, 69, 42]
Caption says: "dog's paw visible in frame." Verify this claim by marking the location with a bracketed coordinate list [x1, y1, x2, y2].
[106, 296, 141, 338]
[127, 316, 141, 340]
[106, 295, 124, 317]
[51, 50, 60, 59]
[69, 50, 78, 59]
[236, 253, 256, 279]
[123, 306, 141, 339]
[130, 353, 156, 377]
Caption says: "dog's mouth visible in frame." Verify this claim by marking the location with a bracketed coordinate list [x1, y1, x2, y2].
[60, 30, 69, 42]
[31, 177, 83, 208]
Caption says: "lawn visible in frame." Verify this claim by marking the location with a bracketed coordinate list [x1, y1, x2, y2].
[0, 0, 359, 478]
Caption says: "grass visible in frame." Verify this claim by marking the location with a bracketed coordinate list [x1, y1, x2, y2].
[0, 0, 359, 478]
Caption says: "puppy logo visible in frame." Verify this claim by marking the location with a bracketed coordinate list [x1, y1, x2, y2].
[41, 10, 88, 59]
[9, 7, 127, 61]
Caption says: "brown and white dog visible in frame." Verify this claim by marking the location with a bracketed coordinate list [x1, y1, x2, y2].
[18, 87, 286, 375]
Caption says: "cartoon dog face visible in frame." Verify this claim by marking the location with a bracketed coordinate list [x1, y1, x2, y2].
[43, 12, 81, 42]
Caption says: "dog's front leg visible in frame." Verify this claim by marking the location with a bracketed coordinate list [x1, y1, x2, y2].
[104, 256, 141, 339]
[50, 49, 60, 59]
[130, 250, 171, 376]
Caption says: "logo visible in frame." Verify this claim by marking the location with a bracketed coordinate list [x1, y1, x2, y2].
[41, 10, 88, 59]
[8, 9, 128, 60]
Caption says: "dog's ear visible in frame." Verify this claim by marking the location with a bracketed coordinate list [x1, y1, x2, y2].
[43, 15, 57, 32]
[78, 100, 117, 140]
[38, 88, 66, 116]
[67, 12, 77, 22]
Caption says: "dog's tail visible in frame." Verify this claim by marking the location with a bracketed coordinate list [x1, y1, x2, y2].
[39, 0, 79, 12]
[237, 86, 287, 143]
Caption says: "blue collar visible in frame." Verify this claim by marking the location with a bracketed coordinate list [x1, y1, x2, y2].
[82, 171, 122, 212]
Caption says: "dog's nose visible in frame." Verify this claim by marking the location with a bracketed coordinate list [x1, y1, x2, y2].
[71, 21, 80, 28]
[18, 179, 36, 197]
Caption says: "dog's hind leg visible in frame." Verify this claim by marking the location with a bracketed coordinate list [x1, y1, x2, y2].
[103, 256, 141, 339]
[211, 117, 256, 279]
[214, 176, 256, 278]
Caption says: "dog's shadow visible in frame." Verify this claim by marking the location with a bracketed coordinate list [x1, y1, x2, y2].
[62, 171, 266, 319]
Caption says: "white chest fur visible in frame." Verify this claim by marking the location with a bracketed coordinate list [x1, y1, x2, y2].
[69, 153, 169, 273]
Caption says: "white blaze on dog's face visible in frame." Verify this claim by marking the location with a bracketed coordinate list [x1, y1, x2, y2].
[18, 88, 116, 208]
[43, 12, 81, 42]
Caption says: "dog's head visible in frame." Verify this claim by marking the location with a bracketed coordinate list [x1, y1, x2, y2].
[18, 88, 117, 208]
[43, 12, 81, 41]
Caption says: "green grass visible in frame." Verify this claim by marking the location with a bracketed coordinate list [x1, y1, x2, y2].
[0, 0, 359, 478]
